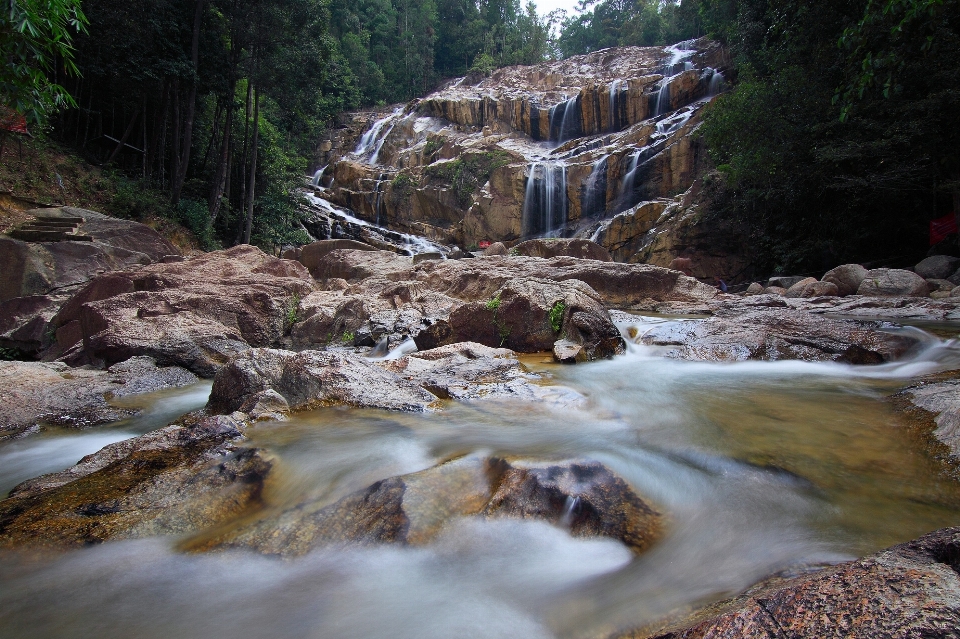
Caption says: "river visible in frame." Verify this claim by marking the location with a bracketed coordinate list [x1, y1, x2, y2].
[1, 316, 959, 639]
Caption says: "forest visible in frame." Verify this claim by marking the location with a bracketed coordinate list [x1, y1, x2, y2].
[2, 0, 959, 273]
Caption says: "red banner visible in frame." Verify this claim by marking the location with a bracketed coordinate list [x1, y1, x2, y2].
[0, 107, 29, 135]
[930, 213, 958, 246]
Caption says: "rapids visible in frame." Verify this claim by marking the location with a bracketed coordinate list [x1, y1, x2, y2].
[2, 318, 960, 639]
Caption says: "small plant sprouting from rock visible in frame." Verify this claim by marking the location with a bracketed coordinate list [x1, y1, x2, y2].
[550, 300, 565, 333]
[485, 293, 501, 311]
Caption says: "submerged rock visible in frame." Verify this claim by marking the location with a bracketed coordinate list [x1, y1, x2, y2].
[200, 457, 661, 556]
[0, 357, 197, 439]
[0, 414, 270, 548]
[619, 526, 960, 639]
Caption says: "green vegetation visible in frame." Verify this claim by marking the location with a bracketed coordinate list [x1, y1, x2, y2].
[425, 151, 510, 207]
[549, 300, 565, 333]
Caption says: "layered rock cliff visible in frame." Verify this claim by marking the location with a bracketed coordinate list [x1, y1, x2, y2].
[308, 39, 735, 275]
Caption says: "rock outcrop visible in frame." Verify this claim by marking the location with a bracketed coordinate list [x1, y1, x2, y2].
[0, 357, 197, 439]
[618, 527, 960, 639]
[199, 456, 662, 556]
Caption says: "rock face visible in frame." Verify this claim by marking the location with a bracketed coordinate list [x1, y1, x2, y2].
[858, 268, 930, 297]
[47, 245, 314, 376]
[201, 456, 662, 556]
[0, 357, 197, 439]
[311, 39, 738, 274]
[0, 207, 179, 304]
[634, 302, 918, 362]
[0, 414, 270, 548]
[620, 527, 960, 639]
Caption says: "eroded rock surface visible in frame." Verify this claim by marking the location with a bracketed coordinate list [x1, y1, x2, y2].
[619, 527, 960, 639]
[0, 356, 197, 439]
[0, 414, 270, 548]
[202, 456, 661, 556]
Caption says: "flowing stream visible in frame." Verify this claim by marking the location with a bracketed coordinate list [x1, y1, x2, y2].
[2, 318, 960, 638]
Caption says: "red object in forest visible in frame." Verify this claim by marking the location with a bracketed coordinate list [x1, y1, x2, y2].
[929, 213, 958, 246]
[478, 240, 491, 249]
[0, 107, 29, 135]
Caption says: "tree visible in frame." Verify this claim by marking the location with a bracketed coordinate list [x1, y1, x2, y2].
[0, 0, 88, 125]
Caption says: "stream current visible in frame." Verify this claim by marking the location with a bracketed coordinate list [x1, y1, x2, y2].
[2, 317, 960, 638]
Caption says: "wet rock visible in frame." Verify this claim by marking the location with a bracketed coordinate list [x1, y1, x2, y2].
[0, 414, 270, 548]
[208, 348, 438, 415]
[379, 342, 548, 401]
[822, 263, 868, 296]
[636, 305, 917, 362]
[0, 207, 179, 304]
[915, 255, 960, 280]
[512, 239, 611, 262]
[0, 357, 198, 439]
[621, 527, 960, 639]
[858, 268, 930, 297]
[47, 245, 314, 376]
[899, 380, 960, 458]
[203, 457, 661, 556]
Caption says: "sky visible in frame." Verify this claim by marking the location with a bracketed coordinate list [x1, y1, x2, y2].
[533, 0, 584, 18]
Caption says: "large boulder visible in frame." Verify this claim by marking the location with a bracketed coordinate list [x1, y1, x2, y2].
[0, 413, 270, 549]
[621, 527, 960, 639]
[0, 357, 197, 439]
[208, 348, 438, 415]
[857, 268, 930, 297]
[200, 456, 662, 556]
[0, 207, 178, 304]
[915, 254, 960, 280]
[47, 245, 314, 376]
[512, 238, 612, 262]
[822, 263, 868, 297]
[635, 303, 918, 362]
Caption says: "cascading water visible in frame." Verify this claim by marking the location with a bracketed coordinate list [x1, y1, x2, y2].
[522, 161, 568, 237]
[353, 108, 403, 164]
[653, 41, 697, 118]
[582, 155, 609, 219]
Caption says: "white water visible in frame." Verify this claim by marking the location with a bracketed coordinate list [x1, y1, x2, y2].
[2, 322, 960, 638]
[522, 161, 568, 237]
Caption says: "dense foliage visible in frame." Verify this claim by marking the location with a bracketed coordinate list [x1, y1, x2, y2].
[698, 0, 960, 273]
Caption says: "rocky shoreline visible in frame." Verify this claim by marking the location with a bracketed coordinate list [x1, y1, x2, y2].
[3, 214, 960, 636]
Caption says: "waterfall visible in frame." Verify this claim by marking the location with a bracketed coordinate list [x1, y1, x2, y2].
[522, 161, 568, 237]
[549, 97, 580, 144]
[653, 41, 698, 118]
[582, 155, 608, 219]
[353, 108, 403, 163]
[708, 69, 726, 97]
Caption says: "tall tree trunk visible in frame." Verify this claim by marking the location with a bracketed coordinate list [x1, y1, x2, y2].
[243, 85, 260, 245]
[170, 0, 207, 207]
[208, 89, 234, 223]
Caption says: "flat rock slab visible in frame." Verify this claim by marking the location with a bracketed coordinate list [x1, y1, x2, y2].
[201, 457, 662, 556]
[0, 357, 197, 439]
[0, 414, 270, 549]
[620, 526, 960, 639]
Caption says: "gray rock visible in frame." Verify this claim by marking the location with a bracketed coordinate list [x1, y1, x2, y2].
[857, 268, 930, 297]
[915, 254, 960, 280]
[821, 263, 868, 296]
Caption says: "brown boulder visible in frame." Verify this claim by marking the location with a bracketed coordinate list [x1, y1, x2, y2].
[821, 263, 868, 296]
[858, 268, 930, 297]
[202, 457, 661, 556]
[512, 238, 612, 262]
[622, 527, 960, 639]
